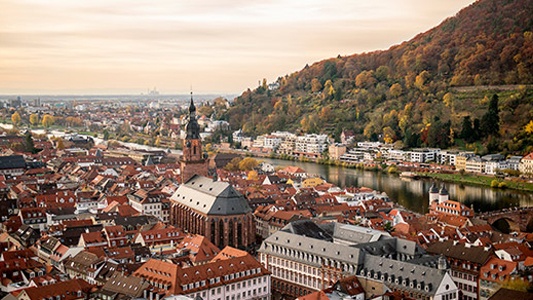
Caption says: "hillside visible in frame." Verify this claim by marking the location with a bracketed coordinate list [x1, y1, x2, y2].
[220, 0, 533, 155]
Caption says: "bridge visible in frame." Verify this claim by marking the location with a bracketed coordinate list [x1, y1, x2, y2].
[477, 207, 533, 233]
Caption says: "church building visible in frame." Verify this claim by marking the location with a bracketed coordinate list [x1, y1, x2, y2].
[170, 175, 256, 250]
[170, 95, 255, 250]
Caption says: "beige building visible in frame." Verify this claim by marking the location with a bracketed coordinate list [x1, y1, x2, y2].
[519, 152, 533, 177]
[328, 144, 346, 160]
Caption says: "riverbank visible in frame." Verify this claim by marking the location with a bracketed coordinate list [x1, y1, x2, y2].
[419, 172, 533, 193]
[239, 150, 533, 194]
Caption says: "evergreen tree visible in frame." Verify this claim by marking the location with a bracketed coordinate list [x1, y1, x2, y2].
[480, 94, 500, 137]
[460, 116, 475, 142]
[23, 132, 36, 153]
[473, 118, 481, 141]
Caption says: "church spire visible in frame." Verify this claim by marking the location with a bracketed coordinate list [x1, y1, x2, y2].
[189, 91, 196, 114]
[185, 91, 200, 140]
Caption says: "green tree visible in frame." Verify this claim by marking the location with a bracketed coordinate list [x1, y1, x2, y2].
[383, 221, 395, 233]
[23, 131, 36, 153]
[480, 94, 500, 137]
[460, 116, 475, 142]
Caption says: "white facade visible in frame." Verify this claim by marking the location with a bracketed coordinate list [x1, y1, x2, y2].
[295, 134, 329, 155]
[438, 150, 459, 166]
[263, 136, 282, 149]
[182, 274, 271, 300]
[408, 148, 441, 163]
[387, 149, 407, 161]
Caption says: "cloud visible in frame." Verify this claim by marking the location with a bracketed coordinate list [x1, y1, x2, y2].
[0, 0, 475, 94]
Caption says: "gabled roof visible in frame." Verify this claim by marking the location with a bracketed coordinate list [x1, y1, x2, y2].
[361, 254, 449, 296]
[177, 234, 221, 264]
[426, 240, 492, 265]
[102, 272, 150, 298]
[171, 175, 251, 215]
[0, 155, 25, 170]
[18, 278, 93, 300]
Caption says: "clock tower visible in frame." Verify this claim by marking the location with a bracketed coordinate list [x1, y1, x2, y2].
[180, 93, 209, 182]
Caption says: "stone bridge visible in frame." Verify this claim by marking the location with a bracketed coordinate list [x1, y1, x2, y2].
[477, 207, 533, 233]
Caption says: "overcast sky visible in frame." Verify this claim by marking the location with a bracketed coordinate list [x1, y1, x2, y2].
[0, 0, 475, 95]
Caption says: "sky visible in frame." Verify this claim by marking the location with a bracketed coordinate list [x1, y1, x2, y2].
[0, 0, 476, 95]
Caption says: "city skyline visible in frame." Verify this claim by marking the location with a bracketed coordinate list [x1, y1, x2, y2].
[1, 0, 475, 95]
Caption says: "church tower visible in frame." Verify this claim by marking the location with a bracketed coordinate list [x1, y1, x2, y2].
[180, 93, 208, 182]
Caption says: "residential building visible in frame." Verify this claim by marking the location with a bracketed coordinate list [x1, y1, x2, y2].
[426, 240, 492, 300]
[408, 148, 440, 163]
[16, 279, 93, 300]
[479, 257, 518, 300]
[128, 189, 165, 220]
[456, 152, 476, 172]
[519, 152, 533, 177]
[63, 250, 104, 285]
[133, 246, 271, 299]
[0, 155, 26, 177]
[276, 135, 297, 156]
[465, 156, 484, 174]
[328, 144, 346, 160]
[295, 134, 329, 158]
[438, 150, 461, 166]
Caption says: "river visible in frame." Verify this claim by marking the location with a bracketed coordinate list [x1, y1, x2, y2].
[260, 158, 533, 214]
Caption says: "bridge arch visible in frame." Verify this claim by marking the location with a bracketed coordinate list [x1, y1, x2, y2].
[491, 218, 520, 234]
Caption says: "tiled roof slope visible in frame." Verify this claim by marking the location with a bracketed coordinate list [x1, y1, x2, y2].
[171, 175, 251, 215]
[425, 240, 492, 265]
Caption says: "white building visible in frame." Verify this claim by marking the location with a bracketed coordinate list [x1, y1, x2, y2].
[438, 150, 460, 166]
[295, 134, 329, 157]
[259, 220, 458, 299]
[408, 148, 441, 163]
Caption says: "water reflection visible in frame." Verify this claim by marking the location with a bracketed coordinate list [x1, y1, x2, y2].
[261, 158, 533, 214]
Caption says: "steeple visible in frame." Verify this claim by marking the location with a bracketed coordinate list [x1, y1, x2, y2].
[180, 90, 208, 182]
[189, 91, 196, 114]
[185, 92, 200, 140]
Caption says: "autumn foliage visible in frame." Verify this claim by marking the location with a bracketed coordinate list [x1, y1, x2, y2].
[223, 0, 533, 155]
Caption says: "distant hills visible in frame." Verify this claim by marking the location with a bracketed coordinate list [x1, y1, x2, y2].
[220, 0, 533, 155]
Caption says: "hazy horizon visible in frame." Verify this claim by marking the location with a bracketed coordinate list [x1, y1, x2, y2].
[1, 0, 475, 95]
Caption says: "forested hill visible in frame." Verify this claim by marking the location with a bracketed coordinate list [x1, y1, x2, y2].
[220, 0, 533, 155]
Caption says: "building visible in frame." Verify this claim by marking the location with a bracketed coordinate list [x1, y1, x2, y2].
[519, 152, 533, 177]
[16, 279, 93, 300]
[128, 189, 166, 220]
[295, 134, 329, 158]
[408, 148, 440, 163]
[328, 144, 346, 160]
[479, 257, 519, 300]
[181, 94, 209, 183]
[455, 152, 476, 172]
[0, 155, 26, 177]
[258, 220, 457, 299]
[170, 175, 256, 250]
[426, 240, 492, 300]
[438, 150, 461, 166]
[465, 156, 484, 174]
[133, 246, 271, 299]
